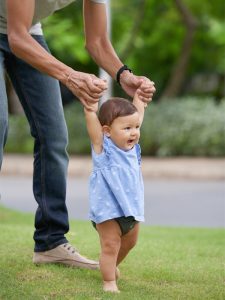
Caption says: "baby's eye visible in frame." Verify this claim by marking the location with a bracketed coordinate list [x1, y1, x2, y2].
[136, 125, 140, 129]
[124, 127, 131, 130]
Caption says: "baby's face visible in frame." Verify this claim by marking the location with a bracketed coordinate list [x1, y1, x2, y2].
[109, 112, 141, 150]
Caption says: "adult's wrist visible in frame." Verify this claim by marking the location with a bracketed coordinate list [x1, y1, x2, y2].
[57, 67, 73, 86]
[116, 65, 132, 86]
[64, 69, 79, 88]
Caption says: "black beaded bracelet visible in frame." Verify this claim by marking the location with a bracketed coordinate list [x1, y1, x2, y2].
[116, 65, 132, 86]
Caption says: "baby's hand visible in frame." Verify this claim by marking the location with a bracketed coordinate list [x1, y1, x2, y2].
[84, 101, 99, 113]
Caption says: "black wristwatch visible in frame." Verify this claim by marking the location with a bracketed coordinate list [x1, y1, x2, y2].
[116, 65, 132, 86]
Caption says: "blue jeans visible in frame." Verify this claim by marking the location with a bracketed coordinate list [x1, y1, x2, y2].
[0, 34, 69, 251]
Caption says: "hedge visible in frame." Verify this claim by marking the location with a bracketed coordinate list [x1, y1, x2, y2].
[5, 98, 225, 157]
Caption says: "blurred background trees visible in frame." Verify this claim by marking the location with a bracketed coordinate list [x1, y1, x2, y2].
[41, 0, 225, 100]
[5, 0, 225, 156]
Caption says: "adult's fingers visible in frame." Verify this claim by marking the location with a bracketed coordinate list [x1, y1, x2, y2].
[86, 75, 108, 93]
[68, 72, 107, 95]
[137, 88, 155, 98]
[139, 86, 156, 94]
[79, 91, 101, 103]
[137, 79, 156, 101]
[69, 82, 105, 103]
[137, 90, 154, 103]
[92, 77, 108, 90]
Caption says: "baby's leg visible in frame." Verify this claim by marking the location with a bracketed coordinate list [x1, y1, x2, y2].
[117, 222, 139, 266]
[96, 220, 121, 293]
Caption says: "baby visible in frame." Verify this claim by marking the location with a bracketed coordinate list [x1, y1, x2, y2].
[84, 83, 150, 292]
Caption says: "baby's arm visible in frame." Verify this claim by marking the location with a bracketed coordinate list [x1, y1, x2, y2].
[84, 103, 103, 154]
[133, 82, 149, 126]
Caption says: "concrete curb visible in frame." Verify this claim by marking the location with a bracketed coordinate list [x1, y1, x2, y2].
[1, 155, 225, 180]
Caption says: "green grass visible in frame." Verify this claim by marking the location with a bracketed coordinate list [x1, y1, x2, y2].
[0, 206, 224, 300]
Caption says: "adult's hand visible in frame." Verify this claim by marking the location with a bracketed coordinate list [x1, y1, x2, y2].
[66, 71, 107, 110]
[120, 71, 156, 103]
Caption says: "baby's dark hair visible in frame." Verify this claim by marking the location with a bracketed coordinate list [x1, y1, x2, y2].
[98, 97, 137, 126]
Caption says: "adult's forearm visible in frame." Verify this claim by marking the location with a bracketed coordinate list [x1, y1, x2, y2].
[8, 31, 73, 85]
[86, 36, 123, 80]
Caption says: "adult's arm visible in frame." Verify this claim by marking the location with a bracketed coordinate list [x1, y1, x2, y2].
[83, 0, 122, 80]
[6, 0, 106, 108]
[83, 0, 156, 102]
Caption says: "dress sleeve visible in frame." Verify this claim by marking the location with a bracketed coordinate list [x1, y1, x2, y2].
[91, 136, 110, 168]
[135, 144, 142, 165]
[102, 135, 111, 158]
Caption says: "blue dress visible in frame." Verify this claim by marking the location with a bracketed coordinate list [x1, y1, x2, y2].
[89, 135, 144, 224]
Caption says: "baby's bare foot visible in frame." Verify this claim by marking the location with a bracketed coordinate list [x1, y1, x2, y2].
[103, 280, 120, 293]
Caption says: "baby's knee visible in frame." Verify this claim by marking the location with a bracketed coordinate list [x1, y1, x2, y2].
[102, 238, 121, 255]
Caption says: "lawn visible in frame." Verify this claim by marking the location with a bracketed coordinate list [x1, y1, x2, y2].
[0, 206, 224, 300]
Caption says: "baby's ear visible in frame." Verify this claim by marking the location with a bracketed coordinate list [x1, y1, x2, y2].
[102, 125, 111, 137]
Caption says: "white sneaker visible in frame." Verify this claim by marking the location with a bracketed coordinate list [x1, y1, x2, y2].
[33, 243, 99, 270]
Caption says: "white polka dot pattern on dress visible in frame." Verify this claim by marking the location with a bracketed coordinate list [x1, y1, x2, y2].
[88, 135, 144, 224]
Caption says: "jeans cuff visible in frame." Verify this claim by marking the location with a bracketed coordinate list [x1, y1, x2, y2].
[34, 237, 68, 252]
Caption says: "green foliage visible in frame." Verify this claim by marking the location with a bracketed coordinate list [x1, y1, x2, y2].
[207, 18, 225, 73]
[141, 98, 225, 156]
[41, 0, 225, 98]
[5, 98, 225, 157]
[65, 102, 90, 154]
[0, 206, 225, 299]
[42, 2, 90, 68]
[5, 115, 33, 153]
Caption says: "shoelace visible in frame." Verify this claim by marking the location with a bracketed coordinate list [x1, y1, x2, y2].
[63, 243, 78, 254]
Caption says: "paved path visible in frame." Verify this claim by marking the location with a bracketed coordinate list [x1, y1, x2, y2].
[1, 155, 225, 180]
[1, 155, 225, 227]
[0, 176, 224, 228]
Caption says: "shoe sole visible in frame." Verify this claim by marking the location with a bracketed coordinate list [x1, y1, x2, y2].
[33, 257, 99, 270]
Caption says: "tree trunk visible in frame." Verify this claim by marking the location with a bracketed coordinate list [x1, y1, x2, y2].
[160, 0, 199, 99]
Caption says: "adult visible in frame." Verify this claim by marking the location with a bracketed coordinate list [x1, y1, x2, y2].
[0, 0, 155, 269]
